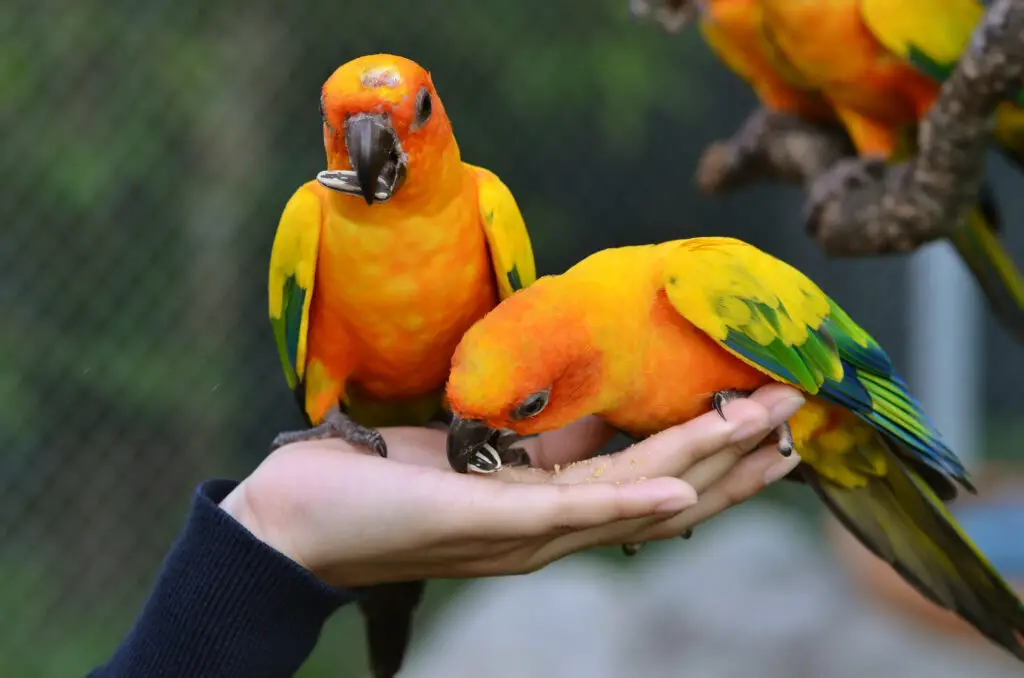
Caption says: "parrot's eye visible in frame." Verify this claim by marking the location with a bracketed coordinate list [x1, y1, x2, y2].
[411, 86, 432, 131]
[511, 389, 550, 420]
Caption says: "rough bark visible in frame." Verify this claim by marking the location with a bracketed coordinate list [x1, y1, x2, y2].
[696, 0, 1024, 257]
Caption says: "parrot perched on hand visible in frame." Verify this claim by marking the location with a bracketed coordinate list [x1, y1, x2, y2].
[267, 54, 536, 678]
[444, 236, 1024, 662]
[635, 0, 1024, 341]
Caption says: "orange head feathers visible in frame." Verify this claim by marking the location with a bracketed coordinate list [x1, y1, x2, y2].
[445, 279, 607, 472]
[317, 54, 459, 207]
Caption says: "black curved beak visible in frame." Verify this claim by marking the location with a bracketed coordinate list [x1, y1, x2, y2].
[447, 414, 505, 474]
[317, 113, 406, 204]
[346, 114, 396, 205]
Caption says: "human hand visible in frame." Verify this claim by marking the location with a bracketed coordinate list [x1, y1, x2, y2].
[220, 383, 804, 588]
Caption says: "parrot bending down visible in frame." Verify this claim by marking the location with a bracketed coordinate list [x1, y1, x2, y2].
[637, 0, 1024, 341]
[267, 54, 536, 678]
[444, 237, 1024, 662]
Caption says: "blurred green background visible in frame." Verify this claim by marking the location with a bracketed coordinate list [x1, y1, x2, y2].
[2, 0, 1023, 675]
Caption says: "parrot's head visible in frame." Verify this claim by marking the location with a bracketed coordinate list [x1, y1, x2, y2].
[316, 54, 457, 206]
[445, 280, 607, 474]
[628, 0, 699, 33]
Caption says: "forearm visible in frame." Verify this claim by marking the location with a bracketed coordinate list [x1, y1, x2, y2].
[86, 480, 356, 678]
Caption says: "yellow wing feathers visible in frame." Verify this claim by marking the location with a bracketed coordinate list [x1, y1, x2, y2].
[660, 238, 843, 392]
[268, 181, 323, 390]
[468, 164, 537, 300]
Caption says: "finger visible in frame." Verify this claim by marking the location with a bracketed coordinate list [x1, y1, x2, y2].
[525, 416, 618, 470]
[629, 443, 803, 543]
[491, 384, 804, 485]
[444, 475, 698, 540]
[374, 426, 452, 469]
[747, 383, 809, 428]
[525, 390, 803, 486]
[527, 443, 801, 565]
[678, 445, 750, 494]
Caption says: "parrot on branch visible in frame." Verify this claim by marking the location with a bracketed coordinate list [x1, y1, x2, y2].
[267, 54, 536, 678]
[634, 0, 1024, 340]
[444, 236, 1024, 662]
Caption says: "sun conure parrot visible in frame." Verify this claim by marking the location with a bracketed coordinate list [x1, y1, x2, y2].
[755, 0, 1024, 339]
[444, 236, 1024, 662]
[267, 54, 536, 678]
[635, 0, 1024, 342]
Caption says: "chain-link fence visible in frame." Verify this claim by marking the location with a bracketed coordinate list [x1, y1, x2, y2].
[3, 1, 1023, 676]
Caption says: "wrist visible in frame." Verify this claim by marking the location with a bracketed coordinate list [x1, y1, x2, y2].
[218, 480, 313, 574]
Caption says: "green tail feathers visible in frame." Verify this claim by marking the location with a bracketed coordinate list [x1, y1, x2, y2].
[802, 438, 1024, 660]
[947, 203, 1024, 343]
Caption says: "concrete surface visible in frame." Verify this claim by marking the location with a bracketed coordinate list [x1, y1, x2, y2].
[405, 504, 1023, 678]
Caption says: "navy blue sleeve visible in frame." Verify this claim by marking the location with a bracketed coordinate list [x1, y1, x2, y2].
[86, 479, 358, 678]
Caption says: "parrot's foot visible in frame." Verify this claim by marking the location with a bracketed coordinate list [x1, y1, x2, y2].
[712, 389, 794, 457]
[697, 108, 853, 194]
[270, 409, 388, 457]
[805, 155, 889, 238]
[622, 529, 692, 557]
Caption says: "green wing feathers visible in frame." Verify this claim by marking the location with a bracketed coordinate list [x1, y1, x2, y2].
[819, 300, 972, 496]
[661, 237, 969, 492]
[466, 164, 537, 300]
[268, 183, 322, 395]
[801, 438, 1024, 660]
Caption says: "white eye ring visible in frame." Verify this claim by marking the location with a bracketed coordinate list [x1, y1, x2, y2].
[512, 388, 550, 420]
[410, 86, 432, 131]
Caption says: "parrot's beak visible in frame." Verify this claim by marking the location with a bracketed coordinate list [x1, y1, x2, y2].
[447, 414, 523, 474]
[317, 113, 407, 205]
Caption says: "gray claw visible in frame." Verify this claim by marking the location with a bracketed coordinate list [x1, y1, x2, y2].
[622, 543, 643, 557]
[777, 423, 794, 457]
[711, 389, 753, 420]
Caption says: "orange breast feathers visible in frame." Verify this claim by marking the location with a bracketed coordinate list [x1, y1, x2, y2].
[603, 289, 773, 435]
[304, 179, 499, 419]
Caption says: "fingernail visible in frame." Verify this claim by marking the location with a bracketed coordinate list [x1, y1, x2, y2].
[770, 395, 805, 425]
[764, 454, 801, 485]
[654, 493, 695, 514]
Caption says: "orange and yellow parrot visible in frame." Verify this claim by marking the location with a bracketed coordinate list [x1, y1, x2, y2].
[267, 54, 536, 678]
[633, 0, 835, 122]
[636, 0, 1024, 340]
[445, 237, 1024, 662]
